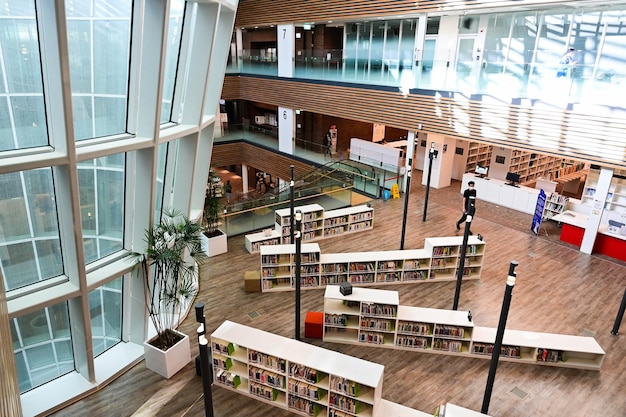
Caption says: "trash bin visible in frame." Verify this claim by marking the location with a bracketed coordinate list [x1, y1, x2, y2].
[383, 189, 391, 200]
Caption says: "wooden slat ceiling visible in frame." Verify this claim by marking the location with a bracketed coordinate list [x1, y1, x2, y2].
[235, 0, 620, 27]
[223, 75, 626, 169]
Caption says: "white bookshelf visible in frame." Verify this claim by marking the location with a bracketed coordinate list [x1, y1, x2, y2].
[542, 192, 569, 221]
[323, 287, 605, 371]
[258, 236, 485, 292]
[245, 204, 374, 253]
[211, 320, 384, 417]
[245, 229, 282, 254]
[470, 326, 605, 371]
[260, 243, 321, 291]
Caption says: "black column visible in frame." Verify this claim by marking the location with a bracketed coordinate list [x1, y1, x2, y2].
[481, 261, 518, 415]
[453, 198, 475, 310]
[611, 288, 626, 335]
[289, 165, 295, 244]
[423, 145, 438, 221]
[198, 334, 214, 417]
[294, 210, 302, 341]
[400, 158, 413, 250]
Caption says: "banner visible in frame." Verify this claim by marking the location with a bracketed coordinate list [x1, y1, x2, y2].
[531, 189, 547, 235]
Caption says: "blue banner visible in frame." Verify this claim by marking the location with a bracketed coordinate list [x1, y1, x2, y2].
[531, 189, 547, 235]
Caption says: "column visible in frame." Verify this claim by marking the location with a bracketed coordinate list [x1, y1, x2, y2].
[420, 133, 455, 189]
[277, 24, 295, 78]
[0, 272, 23, 416]
[241, 163, 249, 195]
[402, 131, 417, 192]
[278, 107, 295, 155]
[580, 167, 614, 254]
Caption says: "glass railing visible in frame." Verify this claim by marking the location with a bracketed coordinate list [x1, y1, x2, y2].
[226, 48, 626, 106]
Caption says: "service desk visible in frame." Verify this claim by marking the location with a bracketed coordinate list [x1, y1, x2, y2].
[551, 210, 626, 262]
[462, 173, 540, 214]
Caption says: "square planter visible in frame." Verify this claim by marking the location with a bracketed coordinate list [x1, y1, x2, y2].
[143, 329, 191, 379]
[201, 229, 228, 257]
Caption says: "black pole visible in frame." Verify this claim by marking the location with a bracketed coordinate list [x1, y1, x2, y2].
[453, 199, 475, 310]
[423, 146, 438, 221]
[290, 165, 295, 244]
[481, 261, 519, 415]
[198, 335, 214, 417]
[194, 302, 206, 376]
[400, 158, 413, 250]
[611, 288, 626, 335]
[294, 210, 302, 341]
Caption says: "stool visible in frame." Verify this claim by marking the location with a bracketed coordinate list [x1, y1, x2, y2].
[244, 270, 261, 293]
[304, 311, 324, 339]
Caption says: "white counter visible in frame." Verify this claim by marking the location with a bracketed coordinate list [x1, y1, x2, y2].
[461, 173, 540, 215]
[551, 210, 589, 228]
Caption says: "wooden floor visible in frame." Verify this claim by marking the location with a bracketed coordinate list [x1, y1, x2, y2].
[50, 171, 626, 417]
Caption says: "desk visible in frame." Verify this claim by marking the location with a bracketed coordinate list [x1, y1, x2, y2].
[551, 211, 626, 261]
[462, 173, 540, 214]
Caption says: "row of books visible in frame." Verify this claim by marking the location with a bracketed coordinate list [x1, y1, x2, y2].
[398, 321, 432, 335]
[330, 376, 361, 397]
[288, 394, 320, 416]
[347, 221, 371, 232]
[434, 324, 466, 338]
[289, 363, 326, 384]
[329, 392, 361, 413]
[432, 246, 455, 256]
[250, 239, 280, 252]
[360, 318, 394, 331]
[375, 272, 400, 282]
[358, 331, 385, 344]
[472, 343, 521, 358]
[215, 369, 241, 388]
[361, 302, 397, 317]
[288, 379, 327, 400]
[248, 350, 286, 373]
[249, 366, 285, 388]
[322, 263, 348, 273]
[432, 338, 463, 352]
[537, 348, 567, 363]
[324, 217, 348, 227]
[325, 313, 348, 327]
[249, 382, 279, 401]
[396, 335, 430, 349]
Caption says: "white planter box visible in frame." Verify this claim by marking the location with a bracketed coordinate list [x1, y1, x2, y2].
[201, 229, 228, 257]
[143, 329, 191, 379]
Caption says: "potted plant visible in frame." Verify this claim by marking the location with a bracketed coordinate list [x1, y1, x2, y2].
[201, 170, 228, 256]
[126, 208, 206, 378]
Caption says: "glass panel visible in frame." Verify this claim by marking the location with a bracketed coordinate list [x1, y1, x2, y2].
[66, 0, 132, 141]
[12, 302, 74, 393]
[155, 142, 169, 219]
[0, 3, 49, 151]
[89, 277, 123, 357]
[78, 154, 125, 263]
[0, 168, 63, 291]
[161, 0, 186, 123]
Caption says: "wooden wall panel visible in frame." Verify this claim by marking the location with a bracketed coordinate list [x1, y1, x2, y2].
[211, 141, 314, 182]
[222, 75, 626, 169]
[235, 0, 580, 28]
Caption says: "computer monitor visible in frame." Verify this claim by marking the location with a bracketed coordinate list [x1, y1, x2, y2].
[474, 165, 488, 177]
[506, 172, 521, 186]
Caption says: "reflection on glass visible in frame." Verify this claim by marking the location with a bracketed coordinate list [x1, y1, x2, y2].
[0, 168, 63, 291]
[78, 154, 125, 263]
[11, 302, 74, 393]
[0, 2, 48, 151]
[66, 0, 132, 141]
[89, 277, 123, 357]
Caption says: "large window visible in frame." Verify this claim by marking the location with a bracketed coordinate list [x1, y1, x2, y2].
[0, 1, 48, 151]
[78, 154, 125, 263]
[12, 302, 74, 393]
[66, 0, 132, 141]
[0, 168, 63, 291]
[89, 277, 123, 357]
[161, 0, 186, 124]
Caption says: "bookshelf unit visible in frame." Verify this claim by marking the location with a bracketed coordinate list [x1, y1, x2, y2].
[258, 236, 485, 292]
[260, 243, 321, 292]
[582, 168, 626, 215]
[211, 320, 384, 417]
[470, 326, 605, 371]
[542, 192, 569, 221]
[245, 204, 374, 253]
[275, 204, 325, 244]
[322, 287, 605, 371]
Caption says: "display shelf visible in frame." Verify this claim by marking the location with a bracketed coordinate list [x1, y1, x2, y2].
[323, 288, 605, 371]
[260, 243, 321, 292]
[542, 192, 569, 221]
[275, 204, 325, 244]
[211, 320, 384, 417]
[470, 326, 605, 370]
[245, 229, 282, 254]
[258, 236, 485, 292]
[323, 205, 374, 237]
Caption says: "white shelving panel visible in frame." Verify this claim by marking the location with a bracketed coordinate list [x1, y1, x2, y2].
[211, 320, 384, 417]
[260, 243, 321, 291]
[245, 229, 282, 254]
[323, 205, 374, 237]
[470, 326, 605, 371]
[542, 192, 569, 221]
[323, 288, 605, 371]
[258, 236, 485, 292]
[275, 204, 325, 244]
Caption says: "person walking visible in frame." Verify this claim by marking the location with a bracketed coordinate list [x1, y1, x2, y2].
[557, 48, 576, 78]
[324, 130, 332, 159]
[456, 180, 476, 233]
[224, 180, 232, 203]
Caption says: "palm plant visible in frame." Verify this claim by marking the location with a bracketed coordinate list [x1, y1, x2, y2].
[126, 208, 206, 350]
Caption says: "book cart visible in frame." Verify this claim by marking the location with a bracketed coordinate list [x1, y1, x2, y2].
[323, 287, 605, 371]
[259, 236, 485, 293]
[211, 320, 491, 417]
